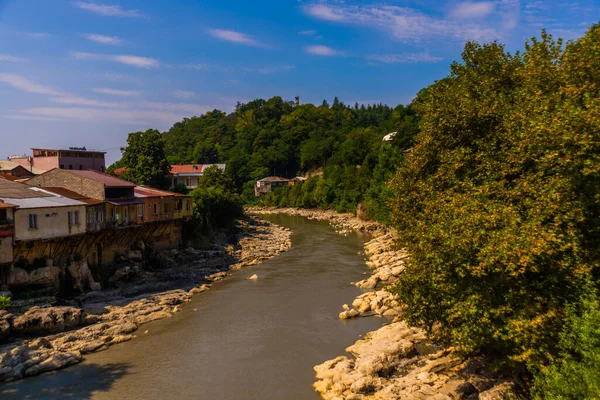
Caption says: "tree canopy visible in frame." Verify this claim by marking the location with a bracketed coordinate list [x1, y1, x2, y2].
[117, 129, 171, 189]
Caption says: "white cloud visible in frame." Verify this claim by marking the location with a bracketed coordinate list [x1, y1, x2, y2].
[208, 29, 265, 47]
[26, 32, 49, 38]
[0, 54, 26, 62]
[367, 52, 443, 63]
[73, 1, 143, 17]
[243, 65, 296, 74]
[0, 74, 64, 96]
[173, 90, 196, 99]
[49, 96, 120, 108]
[83, 33, 122, 45]
[304, 4, 347, 22]
[71, 52, 159, 68]
[4, 115, 66, 122]
[92, 88, 140, 97]
[299, 29, 318, 36]
[302, 2, 515, 42]
[449, 2, 496, 19]
[178, 63, 205, 70]
[304, 45, 341, 56]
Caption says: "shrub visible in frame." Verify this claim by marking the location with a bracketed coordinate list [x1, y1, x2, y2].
[0, 295, 10, 310]
[532, 290, 600, 399]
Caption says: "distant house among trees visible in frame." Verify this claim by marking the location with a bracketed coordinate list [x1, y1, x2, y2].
[169, 164, 226, 190]
[254, 176, 306, 197]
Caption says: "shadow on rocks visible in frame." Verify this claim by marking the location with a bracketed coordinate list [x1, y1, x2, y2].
[0, 362, 131, 400]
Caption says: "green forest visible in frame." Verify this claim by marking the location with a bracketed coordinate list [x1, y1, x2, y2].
[113, 24, 600, 398]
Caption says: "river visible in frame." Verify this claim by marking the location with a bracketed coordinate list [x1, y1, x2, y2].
[0, 214, 385, 400]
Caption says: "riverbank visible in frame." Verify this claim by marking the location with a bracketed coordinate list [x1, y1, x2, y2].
[0, 217, 291, 383]
[248, 207, 516, 400]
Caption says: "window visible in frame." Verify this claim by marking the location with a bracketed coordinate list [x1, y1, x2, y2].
[186, 177, 191, 187]
[60, 164, 64, 169]
[138, 204, 143, 217]
[101, 166, 105, 172]
[68, 211, 79, 226]
[68, 165, 73, 170]
[28, 214, 38, 229]
[79, 165, 83, 170]
[153, 203, 158, 215]
[186, 200, 190, 211]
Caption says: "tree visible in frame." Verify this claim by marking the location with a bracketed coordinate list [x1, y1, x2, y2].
[119, 129, 171, 188]
[389, 25, 600, 375]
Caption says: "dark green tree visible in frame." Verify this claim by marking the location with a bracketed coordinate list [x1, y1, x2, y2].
[119, 129, 171, 188]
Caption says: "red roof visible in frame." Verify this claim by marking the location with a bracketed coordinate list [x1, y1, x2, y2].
[67, 169, 134, 187]
[170, 164, 203, 174]
[0, 202, 18, 209]
[41, 187, 104, 205]
[113, 167, 128, 176]
[134, 186, 187, 198]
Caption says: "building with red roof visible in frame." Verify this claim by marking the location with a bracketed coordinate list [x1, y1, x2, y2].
[169, 164, 226, 190]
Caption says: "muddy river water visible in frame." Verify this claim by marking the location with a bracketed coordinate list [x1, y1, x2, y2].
[1, 214, 385, 400]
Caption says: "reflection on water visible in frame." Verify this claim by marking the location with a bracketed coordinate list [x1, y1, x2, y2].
[1, 215, 384, 400]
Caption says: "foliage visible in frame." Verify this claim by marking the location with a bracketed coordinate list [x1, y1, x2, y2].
[190, 165, 244, 229]
[389, 24, 600, 375]
[532, 289, 600, 399]
[0, 295, 9, 310]
[118, 129, 171, 189]
[171, 183, 189, 195]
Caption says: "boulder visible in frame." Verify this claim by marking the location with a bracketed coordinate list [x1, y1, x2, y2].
[0, 310, 14, 340]
[7, 267, 30, 287]
[28, 267, 60, 289]
[24, 351, 82, 377]
[248, 274, 259, 280]
[125, 250, 143, 262]
[12, 306, 85, 335]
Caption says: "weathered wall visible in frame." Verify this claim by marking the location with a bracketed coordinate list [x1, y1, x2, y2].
[0, 236, 12, 264]
[26, 169, 105, 200]
[14, 206, 87, 241]
[32, 156, 59, 172]
[57, 155, 105, 172]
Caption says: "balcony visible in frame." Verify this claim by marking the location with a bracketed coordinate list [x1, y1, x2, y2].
[0, 221, 14, 238]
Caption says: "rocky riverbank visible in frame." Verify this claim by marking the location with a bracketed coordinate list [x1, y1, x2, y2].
[0, 217, 291, 383]
[248, 207, 515, 400]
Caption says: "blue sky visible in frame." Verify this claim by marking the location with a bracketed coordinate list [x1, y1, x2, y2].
[0, 0, 597, 164]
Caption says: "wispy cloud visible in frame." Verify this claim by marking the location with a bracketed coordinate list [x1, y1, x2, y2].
[449, 2, 496, 19]
[26, 32, 49, 39]
[243, 65, 296, 74]
[82, 33, 122, 45]
[178, 63, 205, 70]
[71, 51, 159, 68]
[299, 29, 318, 36]
[208, 29, 266, 47]
[0, 74, 64, 96]
[367, 52, 443, 64]
[92, 88, 140, 97]
[0, 54, 26, 62]
[303, 2, 515, 42]
[73, 1, 143, 17]
[172, 90, 196, 99]
[5, 115, 66, 122]
[49, 96, 120, 108]
[304, 45, 341, 56]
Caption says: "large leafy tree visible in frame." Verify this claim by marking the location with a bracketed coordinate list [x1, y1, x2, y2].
[119, 129, 171, 189]
[389, 24, 600, 374]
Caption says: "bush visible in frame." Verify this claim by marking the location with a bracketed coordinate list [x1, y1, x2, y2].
[0, 295, 10, 310]
[532, 290, 600, 399]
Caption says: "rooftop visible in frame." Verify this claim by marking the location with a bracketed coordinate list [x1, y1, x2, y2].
[0, 178, 53, 199]
[0, 178, 87, 209]
[0, 202, 18, 209]
[41, 187, 104, 205]
[0, 160, 45, 175]
[134, 186, 187, 198]
[66, 169, 134, 188]
[170, 164, 226, 175]
[257, 176, 291, 183]
[31, 148, 106, 154]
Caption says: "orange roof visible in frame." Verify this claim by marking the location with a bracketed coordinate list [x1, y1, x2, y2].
[134, 186, 188, 198]
[113, 167, 128, 176]
[170, 164, 203, 174]
[0, 202, 18, 209]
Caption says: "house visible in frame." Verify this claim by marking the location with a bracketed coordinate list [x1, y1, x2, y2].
[0, 178, 87, 242]
[9, 147, 107, 173]
[254, 176, 293, 197]
[170, 164, 226, 190]
[0, 202, 18, 282]
[382, 132, 397, 141]
[134, 186, 193, 223]
[41, 187, 106, 233]
[25, 169, 143, 228]
[0, 160, 44, 180]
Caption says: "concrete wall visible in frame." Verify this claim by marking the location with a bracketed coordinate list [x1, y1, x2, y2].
[58, 155, 106, 172]
[14, 205, 87, 241]
[0, 236, 12, 264]
[27, 169, 106, 200]
[32, 156, 59, 172]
